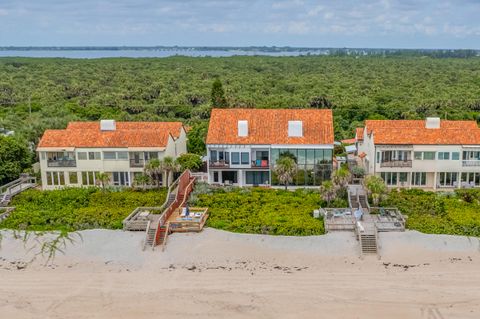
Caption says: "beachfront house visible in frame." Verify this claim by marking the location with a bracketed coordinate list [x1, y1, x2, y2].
[205, 108, 334, 187]
[356, 117, 480, 190]
[37, 120, 187, 190]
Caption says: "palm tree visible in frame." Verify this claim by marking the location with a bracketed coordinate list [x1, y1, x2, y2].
[273, 156, 297, 190]
[364, 175, 387, 206]
[319, 180, 337, 207]
[144, 158, 162, 187]
[332, 167, 351, 189]
[134, 173, 150, 190]
[161, 156, 180, 187]
[95, 172, 110, 191]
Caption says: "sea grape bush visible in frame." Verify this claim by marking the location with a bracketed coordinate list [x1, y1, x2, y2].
[0, 187, 167, 231]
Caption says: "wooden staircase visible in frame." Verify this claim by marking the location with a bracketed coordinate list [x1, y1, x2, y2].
[359, 232, 378, 255]
[144, 227, 156, 249]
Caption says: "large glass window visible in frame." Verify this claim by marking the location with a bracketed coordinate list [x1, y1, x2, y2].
[423, 152, 435, 160]
[245, 171, 270, 185]
[452, 152, 460, 160]
[380, 172, 397, 186]
[117, 152, 128, 160]
[69, 172, 78, 184]
[210, 150, 217, 162]
[113, 172, 130, 186]
[82, 171, 97, 186]
[78, 152, 87, 160]
[271, 148, 333, 186]
[46, 172, 65, 186]
[412, 172, 426, 186]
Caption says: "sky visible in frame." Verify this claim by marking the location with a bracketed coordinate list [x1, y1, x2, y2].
[0, 0, 479, 49]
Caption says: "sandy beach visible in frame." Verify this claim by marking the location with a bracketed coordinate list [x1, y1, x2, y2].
[1, 228, 480, 319]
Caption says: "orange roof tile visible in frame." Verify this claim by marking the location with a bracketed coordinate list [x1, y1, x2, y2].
[341, 138, 356, 144]
[365, 119, 480, 145]
[38, 121, 184, 148]
[206, 108, 334, 145]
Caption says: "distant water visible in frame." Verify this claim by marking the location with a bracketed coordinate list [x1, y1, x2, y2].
[0, 49, 322, 59]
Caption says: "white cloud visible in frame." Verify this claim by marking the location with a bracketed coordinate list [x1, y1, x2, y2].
[287, 21, 309, 34]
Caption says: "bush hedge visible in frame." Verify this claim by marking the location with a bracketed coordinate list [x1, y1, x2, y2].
[0, 187, 167, 231]
[381, 189, 480, 236]
[191, 186, 325, 236]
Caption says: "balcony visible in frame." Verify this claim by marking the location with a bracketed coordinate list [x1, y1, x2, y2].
[209, 160, 230, 168]
[251, 159, 269, 168]
[380, 160, 412, 168]
[462, 160, 480, 167]
[47, 159, 76, 167]
[130, 159, 145, 168]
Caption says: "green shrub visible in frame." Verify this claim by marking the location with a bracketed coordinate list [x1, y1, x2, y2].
[0, 187, 167, 232]
[195, 187, 324, 236]
[382, 189, 480, 236]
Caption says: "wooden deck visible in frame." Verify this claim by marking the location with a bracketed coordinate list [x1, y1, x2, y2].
[321, 207, 405, 233]
[167, 207, 209, 233]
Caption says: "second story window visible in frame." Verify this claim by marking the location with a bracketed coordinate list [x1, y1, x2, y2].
[89, 152, 101, 160]
[241, 152, 249, 165]
[414, 151, 436, 160]
[231, 152, 240, 165]
[438, 152, 450, 160]
[104, 152, 116, 160]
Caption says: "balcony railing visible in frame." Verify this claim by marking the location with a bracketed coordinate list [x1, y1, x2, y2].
[380, 160, 412, 168]
[130, 159, 145, 167]
[251, 160, 269, 168]
[209, 160, 230, 168]
[47, 159, 76, 167]
[462, 160, 480, 167]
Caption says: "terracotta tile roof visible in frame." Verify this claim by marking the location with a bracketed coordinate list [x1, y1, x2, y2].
[38, 121, 184, 148]
[341, 138, 356, 144]
[365, 119, 480, 145]
[355, 127, 364, 141]
[206, 108, 334, 145]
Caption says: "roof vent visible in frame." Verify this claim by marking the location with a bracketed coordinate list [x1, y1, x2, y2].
[238, 120, 248, 137]
[425, 117, 440, 129]
[100, 119, 116, 131]
[288, 121, 303, 137]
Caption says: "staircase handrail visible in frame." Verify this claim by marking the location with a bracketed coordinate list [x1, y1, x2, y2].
[153, 170, 193, 247]
[142, 220, 151, 251]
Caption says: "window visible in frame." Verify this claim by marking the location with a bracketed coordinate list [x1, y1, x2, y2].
[399, 172, 408, 183]
[104, 151, 116, 160]
[297, 149, 306, 164]
[210, 150, 217, 162]
[46, 172, 65, 186]
[438, 152, 450, 160]
[41, 152, 46, 160]
[113, 172, 130, 186]
[380, 172, 397, 186]
[213, 172, 219, 183]
[117, 152, 128, 160]
[78, 152, 87, 160]
[82, 171, 97, 186]
[69, 172, 78, 184]
[452, 152, 460, 160]
[246, 171, 270, 185]
[412, 172, 426, 186]
[89, 152, 101, 160]
[241, 152, 249, 165]
[423, 152, 435, 160]
[231, 152, 240, 165]
[414, 152, 422, 160]
[439, 172, 457, 187]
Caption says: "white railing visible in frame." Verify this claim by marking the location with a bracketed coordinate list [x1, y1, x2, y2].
[462, 160, 480, 167]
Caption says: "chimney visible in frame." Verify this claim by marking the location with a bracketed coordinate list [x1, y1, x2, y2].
[238, 120, 248, 137]
[288, 121, 303, 137]
[100, 119, 116, 131]
[425, 117, 440, 129]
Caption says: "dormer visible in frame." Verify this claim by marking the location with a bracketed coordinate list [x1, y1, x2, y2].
[288, 120, 303, 137]
[425, 117, 440, 129]
[238, 120, 248, 137]
[100, 119, 116, 131]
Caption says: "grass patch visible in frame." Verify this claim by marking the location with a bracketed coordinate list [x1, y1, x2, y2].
[382, 189, 480, 236]
[0, 187, 167, 232]
[191, 186, 325, 236]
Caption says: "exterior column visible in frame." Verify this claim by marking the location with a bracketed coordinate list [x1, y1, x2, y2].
[433, 172, 437, 191]
[238, 169, 243, 187]
[458, 172, 462, 189]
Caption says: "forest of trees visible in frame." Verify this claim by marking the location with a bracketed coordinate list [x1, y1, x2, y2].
[1, 55, 480, 164]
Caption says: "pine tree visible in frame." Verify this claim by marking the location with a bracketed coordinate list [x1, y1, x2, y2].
[211, 78, 227, 108]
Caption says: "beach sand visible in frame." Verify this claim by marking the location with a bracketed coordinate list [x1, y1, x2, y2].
[1, 228, 479, 318]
